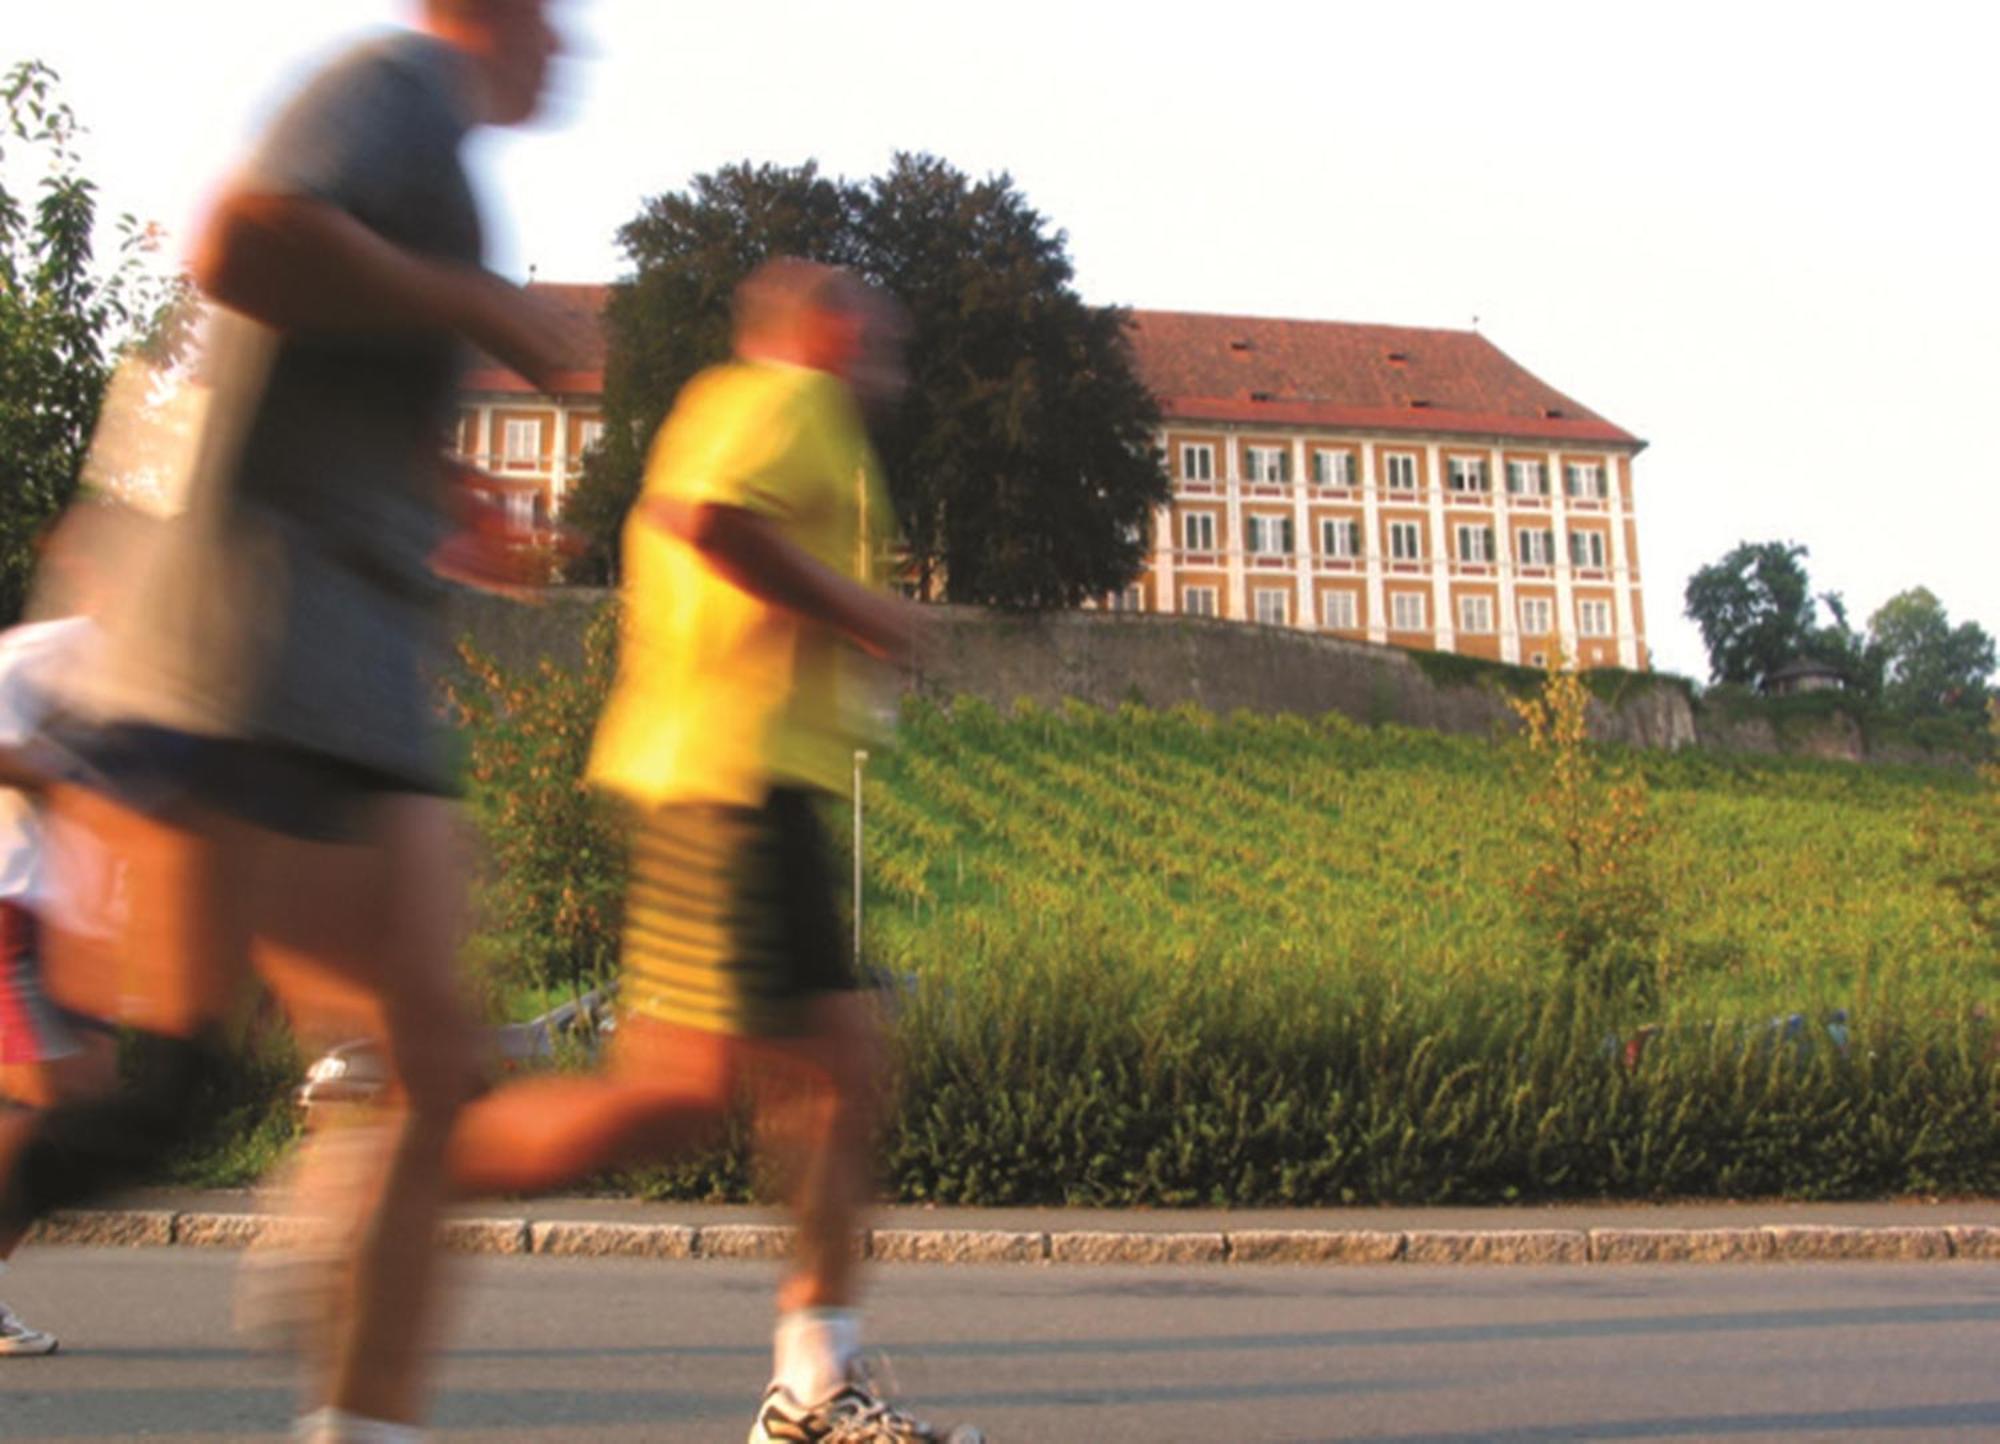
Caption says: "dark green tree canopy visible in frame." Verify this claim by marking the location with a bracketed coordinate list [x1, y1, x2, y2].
[1, 61, 182, 623]
[1867, 587, 1995, 716]
[564, 153, 1167, 607]
[1683, 540, 1823, 688]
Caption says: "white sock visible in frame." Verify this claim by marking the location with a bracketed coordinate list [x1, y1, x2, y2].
[293, 1407, 423, 1444]
[772, 1306, 861, 1405]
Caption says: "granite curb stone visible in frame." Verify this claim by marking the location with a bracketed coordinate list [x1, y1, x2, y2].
[1763, 1224, 1951, 1262]
[1589, 1227, 1773, 1263]
[1048, 1230, 1228, 1265]
[1405, 1229, 1590, 1265]
[22, 1207, 2000, 1266]
[1227, 1229, 1405, 1264]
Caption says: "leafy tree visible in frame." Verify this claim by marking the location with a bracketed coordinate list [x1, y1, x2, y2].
[0, 61, 183, 623]
[1683, 540, 1820, 688]
[1867, 587, 1995, 716]
[564, 153, 1167, 606]
[562, 161, 859, 580]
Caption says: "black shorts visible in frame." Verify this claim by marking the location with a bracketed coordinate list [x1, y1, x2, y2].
[622, 788, 857, 1038]
[50, 721, 449, 844]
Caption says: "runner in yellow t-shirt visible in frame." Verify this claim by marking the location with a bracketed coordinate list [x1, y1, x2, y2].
[447, 259, 983, 1444]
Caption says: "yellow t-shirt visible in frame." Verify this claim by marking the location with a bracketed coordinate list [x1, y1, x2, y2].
[587, 359, 897, 808]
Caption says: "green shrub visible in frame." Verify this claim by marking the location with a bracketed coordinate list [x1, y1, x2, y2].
[447, 601, 626, 1001]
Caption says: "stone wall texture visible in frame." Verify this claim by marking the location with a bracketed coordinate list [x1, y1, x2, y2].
[443, 589, 1953, 766]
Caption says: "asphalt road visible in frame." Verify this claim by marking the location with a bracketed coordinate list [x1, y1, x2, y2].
[3, 1247, 1998, 1441]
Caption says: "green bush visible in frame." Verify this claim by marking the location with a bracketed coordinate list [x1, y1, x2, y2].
[447, 601, 627, 1002]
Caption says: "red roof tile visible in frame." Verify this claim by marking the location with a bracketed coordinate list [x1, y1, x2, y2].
[470, 286, 1641, 449]
[461, 282, 611, 395]
[1126, 310, 1641, 448]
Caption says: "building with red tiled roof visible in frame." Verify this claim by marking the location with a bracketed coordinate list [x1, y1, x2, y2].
[455, 287, 1649, 669]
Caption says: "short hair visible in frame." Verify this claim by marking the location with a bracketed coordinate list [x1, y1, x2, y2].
[732, 258, 860, 348]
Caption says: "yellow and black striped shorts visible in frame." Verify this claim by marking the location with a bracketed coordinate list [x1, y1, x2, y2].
[622, 788, 855, 1037]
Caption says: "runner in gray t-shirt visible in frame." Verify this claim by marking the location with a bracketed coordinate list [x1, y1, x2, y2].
[0, 5, 569, 1440]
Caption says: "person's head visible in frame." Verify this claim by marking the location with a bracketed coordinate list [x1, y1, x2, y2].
[849, 285, 912, 423]
[731, 258, 867, 379]
[422, 0, 559, 126]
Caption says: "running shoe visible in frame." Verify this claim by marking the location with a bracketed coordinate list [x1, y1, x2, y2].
[748, 1357, 984, 1443]
[0, 1299, 58, 1356]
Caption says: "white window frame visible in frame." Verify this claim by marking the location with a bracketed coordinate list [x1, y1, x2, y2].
[1182, 586, 1218, 618]
[1183, 511, 1217, 552]
[1318, 517, 1361, 560]
[1390, 591, 1429, 632]
[1505, 458, 1548, 496]
[1311, 448, 1354, 487]
[1565, 461, 1607, 499]
[1518, 596, 1554, 637]
[1244, 445, 1290, 484]
[502, 417, 543, 467]
[577, 418, 605, 454]
[1388, 520, 1424, 562]
[504, 489, 535, 530]
[1180, 443, 1215, 482]
[1517, 527, 1556, 567]
[1577, 598, 1613, 637]
[1568, 529, 1607, 569]
[1107, 585, 1144, 613]
[1245, 513, 1294, 556]
[1320, 589, 1358, 630]
[1446, 455, 1489, 493]
[1455, 524, 1496, 564]
[1457, 594, 1494, 634]
[1383, 451, 1418, 491]
[1253, 588, 1290, 626]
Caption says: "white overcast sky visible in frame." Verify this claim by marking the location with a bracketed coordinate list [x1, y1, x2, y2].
[11, 0, 1998, 679]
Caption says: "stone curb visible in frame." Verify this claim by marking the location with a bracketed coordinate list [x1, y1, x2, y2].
[23, 1209, 2000, 1266]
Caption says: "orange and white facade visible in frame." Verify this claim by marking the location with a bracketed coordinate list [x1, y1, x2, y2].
[453, 283, 609, 532]
[457, 289, 1649, 670]
[1123, 312, 1648, 671]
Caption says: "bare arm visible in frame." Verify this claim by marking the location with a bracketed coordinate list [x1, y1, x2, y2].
[640, 498, 918, 663]
[191, 191, 570, 391]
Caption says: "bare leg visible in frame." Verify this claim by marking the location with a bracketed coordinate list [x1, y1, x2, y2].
[244, 795, 480, 1426]
[758, 992, 886, 1314]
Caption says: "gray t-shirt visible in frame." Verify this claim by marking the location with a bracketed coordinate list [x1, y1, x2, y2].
[92, 31, 480, 788]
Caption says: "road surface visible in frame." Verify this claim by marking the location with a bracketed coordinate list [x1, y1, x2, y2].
[3, 1247, 1998, 1441]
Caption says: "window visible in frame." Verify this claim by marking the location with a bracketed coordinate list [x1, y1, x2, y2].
[1564, 461, 1607, 499]
[1321, 589, 1358, 629]
[1311, 449, 1354, 487]
[1517, 527, 1556, 566]
[1457, 594, 1494, 634]
[502, 418, 543, 466]
[1245, 514, 1295, 555]
[577, 418, 605, 454]
[1577, 598, 1613, 637]
[1180, 443, 1214, 481]
[1253, 588, 1290, 625]
[1182, 586, 1218, 617]
[1383, 452, 1418, 491]
[1388, 520, 1424, 561]
[505, 490, 535, 530]
[1446, 455, 1489, 493]
[1182, 512, 1217, 551]
[1107, 585, 1144, 613]
[1319, 517, 1362, 559]
[1568, 529, 1607, 568]
[1506, 458, 1548, 496]
[1244, 445, 1290, 483]
[1390, 592, 1429, 631]
[1455, 524, 1496, 563]
[1519, 596, 1553, 636]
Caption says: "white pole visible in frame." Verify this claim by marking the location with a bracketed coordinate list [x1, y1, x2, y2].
[852, 748, 868, 971]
